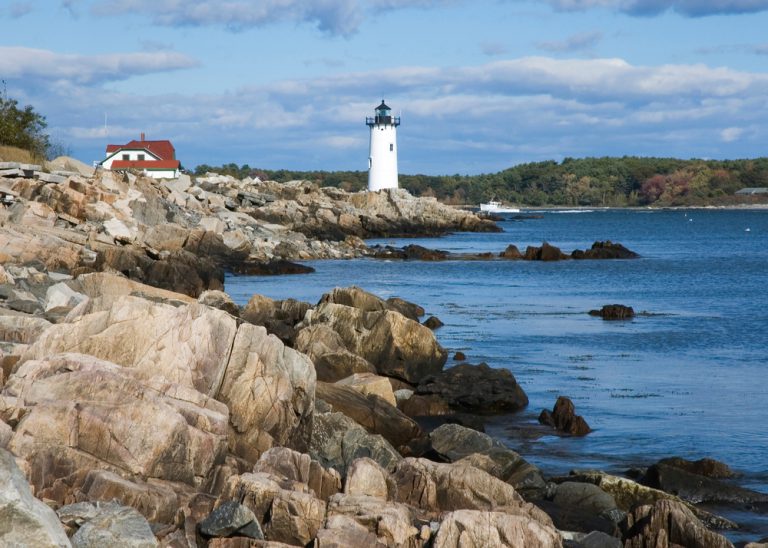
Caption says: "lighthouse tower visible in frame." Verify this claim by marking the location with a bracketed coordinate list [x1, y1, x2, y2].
[366, 100, 400, 191]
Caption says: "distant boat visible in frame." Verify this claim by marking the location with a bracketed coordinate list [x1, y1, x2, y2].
[480, 201, 520, 213]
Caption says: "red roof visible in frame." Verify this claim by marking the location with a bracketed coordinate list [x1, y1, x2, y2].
[110, 160, 180, 170]
[106, 139, 176, 160]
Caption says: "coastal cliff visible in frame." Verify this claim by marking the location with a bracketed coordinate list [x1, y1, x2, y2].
[0, 168, 756, 547]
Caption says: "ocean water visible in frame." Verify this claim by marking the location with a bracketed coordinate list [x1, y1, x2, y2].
[226, 208, 768, 538]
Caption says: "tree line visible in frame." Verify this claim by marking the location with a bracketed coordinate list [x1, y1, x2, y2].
[195, 156, 768, 207]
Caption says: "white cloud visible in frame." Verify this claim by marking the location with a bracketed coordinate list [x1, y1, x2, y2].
[15, 54, 768, 172]
[0, 47, 198, 85]
[720, 126, 744, 142]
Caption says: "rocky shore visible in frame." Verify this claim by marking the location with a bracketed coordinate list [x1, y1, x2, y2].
[0, 168, 766, 547]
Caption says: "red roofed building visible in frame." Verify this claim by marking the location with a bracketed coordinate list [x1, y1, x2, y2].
[101, 133, 180, 179]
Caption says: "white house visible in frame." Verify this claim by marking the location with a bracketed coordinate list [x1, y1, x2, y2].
[101, 133, 180, 179]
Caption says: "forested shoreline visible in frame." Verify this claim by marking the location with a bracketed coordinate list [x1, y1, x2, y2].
[195, 156, 768, 207]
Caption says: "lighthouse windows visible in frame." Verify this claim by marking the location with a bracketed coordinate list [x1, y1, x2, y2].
[389, 144, 393, 151]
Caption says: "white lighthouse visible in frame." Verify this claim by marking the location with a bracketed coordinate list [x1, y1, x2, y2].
[366, 100, 400, 191]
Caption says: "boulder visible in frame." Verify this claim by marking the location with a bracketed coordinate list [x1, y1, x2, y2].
[499, 244, 524, 259]
[398, 393, 451, 418]
[524, 242, 568, 261]
[65, 502, 157, 548]
[0, 448, 72, 548]
[538, 396, 591, 436]
[344, 457, 393, 500]
[563, 471, 737, 531]
[231, 259, 314, 276]
[432, 509, 562, 548]
[453, 351, 466, 361]
[52, 469, 183, 524]
[309, 412, 401, 476]
[294, 325, 377, 382]
[588, 304, 635, 320]
[402, 244, 449, 261]
[571, 241, 639, 260]
[392, 457, 523, 516]
[416, 363, 528, 414]
[544, 481, 623, 533]
[19, 296, 238, 395]
[5, 353, 229, 489]
[655, 456, 735, 479]
[621, 499, 734, 548]
[423, 316, 444, 330]
[217, 323, 316, 462]
[336, 373, 397, 406]
[428, 424, 546, 494]
[316, 381, 421, 449]
[385, 297, 424, 321]
[240, 294, 310, 345]
[253, 447, 341, 502]
[325, 494, 421, 546]
[218, 473, 325, 546]
[198, 500, 264, 539]
[314, 515, 385, 547]
[198, 290, 240, 317]
[303, 302, 447, 383]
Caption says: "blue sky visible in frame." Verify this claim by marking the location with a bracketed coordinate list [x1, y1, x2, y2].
[3, 0, 768, 174]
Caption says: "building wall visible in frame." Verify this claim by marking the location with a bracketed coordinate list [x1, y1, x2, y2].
[102, 148, 159, 169]
[144, 169, 179, 179]
[368, 124, 398, 191]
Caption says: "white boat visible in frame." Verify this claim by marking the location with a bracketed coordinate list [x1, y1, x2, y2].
[479, 201, 520, 213]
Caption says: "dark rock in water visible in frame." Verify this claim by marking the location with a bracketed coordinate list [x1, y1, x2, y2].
[453, 351, 466, 361]
[539, 396, 591, 436]
[423, 316, 444, 330]
[499, 244, 524, 259]
[524, 242, 568, 261]
[417, 362, 529, 414]
[589, 304, 635, 320]
[199, 500, 264, 539]
[231, 258, 314, 275]
[656, 456, 735, 479]
[385, 296, 425, 320]
[402, 244, 449, 261]
[621, 499, 734, 548]
[572, 241, 639, 260]
[641, 463, 768, 505]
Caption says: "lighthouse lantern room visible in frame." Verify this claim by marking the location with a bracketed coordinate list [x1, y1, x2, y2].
[366, 100, 400, 191]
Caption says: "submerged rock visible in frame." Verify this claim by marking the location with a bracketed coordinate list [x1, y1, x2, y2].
[641, 463, 768, 505]
[589, 304, 635, 320]
[572, 240, 639, 260]
[538, 396, 591, 436]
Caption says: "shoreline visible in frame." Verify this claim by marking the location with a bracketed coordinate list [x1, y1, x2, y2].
[0, 168, 765, 546]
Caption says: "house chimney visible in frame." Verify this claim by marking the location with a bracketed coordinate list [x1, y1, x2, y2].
[140, 132, 145, 141]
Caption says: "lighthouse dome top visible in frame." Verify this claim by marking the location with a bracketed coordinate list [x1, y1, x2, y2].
[366, 99, 400, 127]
